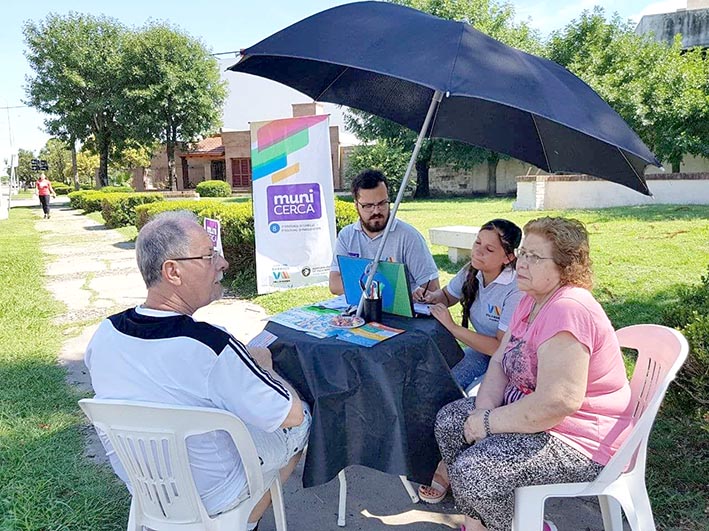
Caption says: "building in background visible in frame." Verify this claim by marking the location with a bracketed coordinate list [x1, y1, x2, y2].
[636, 0, 709, 49]
[139, 103, 343, 192]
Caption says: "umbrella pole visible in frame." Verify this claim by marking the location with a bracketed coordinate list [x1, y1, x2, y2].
[357, 90, 444, 317]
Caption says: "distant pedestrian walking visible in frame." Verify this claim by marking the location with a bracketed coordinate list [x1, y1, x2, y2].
[36, 173, 56, 219]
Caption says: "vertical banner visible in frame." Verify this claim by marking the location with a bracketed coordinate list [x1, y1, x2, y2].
[251, 115, 336, 294]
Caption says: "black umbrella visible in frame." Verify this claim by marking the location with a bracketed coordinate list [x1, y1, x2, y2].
[230, 1, 659, 194]
[230, 1, 660, 310]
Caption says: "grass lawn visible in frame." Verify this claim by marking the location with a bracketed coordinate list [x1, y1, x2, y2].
[1, 198, 706, 530]
[0, 207, 129, 530]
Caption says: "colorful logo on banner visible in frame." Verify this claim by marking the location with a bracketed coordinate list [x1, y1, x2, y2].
[266, 183, 322, 222]
[251, 114, 329, 185]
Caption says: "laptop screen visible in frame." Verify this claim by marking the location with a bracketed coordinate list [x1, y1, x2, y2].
[336, 255, 415, 318]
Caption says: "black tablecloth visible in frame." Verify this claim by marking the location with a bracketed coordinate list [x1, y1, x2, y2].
[266, 314, 465, 488]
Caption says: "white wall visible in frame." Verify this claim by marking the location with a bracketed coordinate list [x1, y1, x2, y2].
[514, 175, 709, 210]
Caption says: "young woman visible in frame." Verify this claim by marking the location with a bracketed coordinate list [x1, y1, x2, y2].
[415, 218, 523, 390]
[35, 173, 56, 219]
[413, 218, 523, 503]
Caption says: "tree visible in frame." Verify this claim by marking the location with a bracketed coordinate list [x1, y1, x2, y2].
[24, 13, 130, 187]
[122, 23, 227, 190]
[346, 140, 414, 197]
[345, 0, 541, 197]
[547, 8, 709, 172]
[75, 149, 100, 185]
[15, 149, 36, 188]
[39, 138, 71, 184]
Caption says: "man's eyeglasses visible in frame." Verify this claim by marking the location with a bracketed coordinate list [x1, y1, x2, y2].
[514, 248, 554, 265]
[356, 199, 390, 212]
[169, 251, 218, 264]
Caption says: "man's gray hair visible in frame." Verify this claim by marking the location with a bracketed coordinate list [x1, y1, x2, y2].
[136, 210, 201, 288]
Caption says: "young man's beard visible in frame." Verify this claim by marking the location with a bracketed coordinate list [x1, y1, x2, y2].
[360, 210, 389, 233]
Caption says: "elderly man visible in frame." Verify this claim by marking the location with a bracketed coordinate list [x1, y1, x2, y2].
[329, 169, 440, 295]
[85, 211, 309, 530]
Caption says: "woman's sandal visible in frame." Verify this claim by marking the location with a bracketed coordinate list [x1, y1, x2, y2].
[417, 477, 450, 503]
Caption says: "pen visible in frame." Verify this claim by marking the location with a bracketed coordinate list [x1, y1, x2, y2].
[422, 279, 431, 299]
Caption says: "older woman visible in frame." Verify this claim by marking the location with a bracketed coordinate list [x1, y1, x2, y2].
[434, 217, 632, 531]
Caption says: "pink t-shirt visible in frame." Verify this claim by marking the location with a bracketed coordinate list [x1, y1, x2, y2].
[502, 286, 632, 465]
[36, 179, 52, 196]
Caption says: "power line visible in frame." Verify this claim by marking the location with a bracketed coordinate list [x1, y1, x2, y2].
[0, 105, 30, 110]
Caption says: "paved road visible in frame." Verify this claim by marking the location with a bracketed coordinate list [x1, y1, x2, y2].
[21, 197, 620, 530]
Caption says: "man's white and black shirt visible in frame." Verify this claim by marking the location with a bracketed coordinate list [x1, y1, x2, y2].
[84, 305, 292, 515]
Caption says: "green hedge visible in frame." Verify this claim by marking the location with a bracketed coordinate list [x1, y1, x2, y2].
[196, 180, 232, 197]
[68, 187, 135, 211]
[52, 182, 72, 195]
[135, 198, 358, 283]
[101, 193, 164, 229]
[68, 190, 104, 212]
[334, 198, 357, 231]
[134, 199, 222, 231]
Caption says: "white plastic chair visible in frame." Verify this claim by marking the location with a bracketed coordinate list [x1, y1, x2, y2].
[336, 470, 419, 526]
[78, 398, 287, 531]
[512, 324, 689, 531]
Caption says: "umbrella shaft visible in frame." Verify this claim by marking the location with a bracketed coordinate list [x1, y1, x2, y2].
[357, 90, 444, 317]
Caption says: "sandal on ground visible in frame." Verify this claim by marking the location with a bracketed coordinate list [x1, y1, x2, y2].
[417, 478, 450, 503]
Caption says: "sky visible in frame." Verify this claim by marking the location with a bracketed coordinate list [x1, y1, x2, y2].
[0, 0, 686, 171]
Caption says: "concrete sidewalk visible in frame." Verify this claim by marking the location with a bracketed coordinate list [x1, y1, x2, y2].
[25, 197, 618, 531]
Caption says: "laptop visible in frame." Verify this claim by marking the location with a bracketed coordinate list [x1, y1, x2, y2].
[336, 255, 415, 318]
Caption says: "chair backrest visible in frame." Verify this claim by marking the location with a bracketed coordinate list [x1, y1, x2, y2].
[594, 324, 688, 485]
[78, 399, 264, 527]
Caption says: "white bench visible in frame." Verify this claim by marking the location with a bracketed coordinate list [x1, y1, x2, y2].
[429, 225, 480, 263]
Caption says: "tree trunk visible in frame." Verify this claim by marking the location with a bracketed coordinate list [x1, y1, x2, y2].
[98, 133, 110, 187]
[70, 138, 79, 191]
[167, 139, 177, 192]
[413, 141, 433, 198]
[413, 159, 430, 198]
[671, 159, 681, 173]
[487, 156, 499, 196]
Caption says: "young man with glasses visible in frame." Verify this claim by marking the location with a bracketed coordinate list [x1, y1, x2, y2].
[84, 211, 310, 530]
[329, 169, 440, 295]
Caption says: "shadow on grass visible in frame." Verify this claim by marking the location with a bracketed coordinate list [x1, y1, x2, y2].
[83, 224, 108, 231]
[113, 241, 135, 250]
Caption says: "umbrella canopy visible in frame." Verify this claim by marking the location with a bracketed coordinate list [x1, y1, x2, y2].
[230, 1, 659, 195]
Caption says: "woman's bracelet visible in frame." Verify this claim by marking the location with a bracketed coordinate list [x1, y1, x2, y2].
[483, 409, 493, 437]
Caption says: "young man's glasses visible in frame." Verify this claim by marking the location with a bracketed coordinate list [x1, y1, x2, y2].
[356, 199, 390, 211]
[514, 248, 554, 265]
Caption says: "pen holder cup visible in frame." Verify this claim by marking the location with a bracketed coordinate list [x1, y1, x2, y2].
[362, 297, 383, 323]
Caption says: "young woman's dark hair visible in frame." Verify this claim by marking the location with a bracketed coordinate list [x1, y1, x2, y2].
[460, 219, 522, 328]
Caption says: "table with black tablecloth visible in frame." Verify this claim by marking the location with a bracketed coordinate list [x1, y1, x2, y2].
[265, 314, 465, 488]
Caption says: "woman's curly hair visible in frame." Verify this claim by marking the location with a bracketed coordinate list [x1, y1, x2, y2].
[523, 217, 593, 290]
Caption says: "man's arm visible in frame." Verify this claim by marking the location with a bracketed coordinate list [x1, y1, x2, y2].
[248, 346, 304, 428]
[329, 270, 344, 295]
[403, 225, 440, 291]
